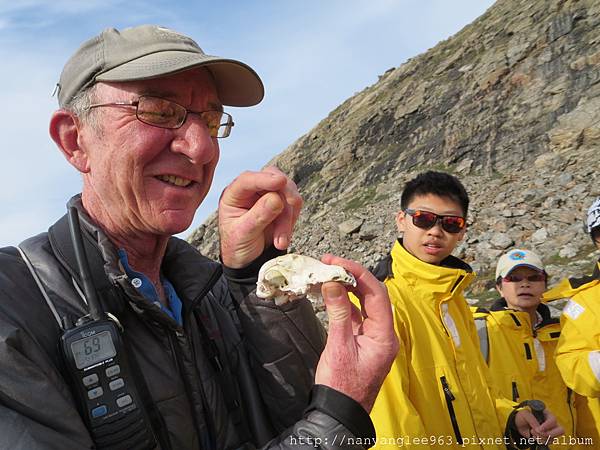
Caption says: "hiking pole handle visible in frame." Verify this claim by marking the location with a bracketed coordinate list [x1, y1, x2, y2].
[527, 400, 550, 450]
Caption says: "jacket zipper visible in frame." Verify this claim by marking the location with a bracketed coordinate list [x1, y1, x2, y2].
[177, 265, 223, 449]
[567, 388, 575, 437]
[183, 266, 224, 372]
[169, 329, 216, 450]
[512, 381, 520, 402]
[440, 376, 463, 444]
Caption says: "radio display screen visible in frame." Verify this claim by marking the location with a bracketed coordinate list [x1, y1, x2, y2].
[71, 331, 116, 369]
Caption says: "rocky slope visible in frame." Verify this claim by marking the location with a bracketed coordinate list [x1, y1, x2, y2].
[190, 0, 600, 309]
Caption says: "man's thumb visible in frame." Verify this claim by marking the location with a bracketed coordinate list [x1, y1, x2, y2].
[322, 282, 352, 338]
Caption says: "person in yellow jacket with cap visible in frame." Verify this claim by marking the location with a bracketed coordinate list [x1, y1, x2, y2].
[363, 171, 563, 449]
[544, 197, 600, 447]
[473, 249, 578, 448]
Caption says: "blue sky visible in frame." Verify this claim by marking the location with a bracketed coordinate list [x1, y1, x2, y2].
[0, 0, 495, 246]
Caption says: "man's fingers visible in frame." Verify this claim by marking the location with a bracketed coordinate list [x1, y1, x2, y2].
[517, 410, 543, 437]
[537, 411, 564, 437]
[264, 167, 303, 249]
[322, 282, 353, 343]
[321, 254, 394, 338]
[264, 166, 303, 210]
[220, 167, 303, 250]
[270, 200, 298, 249]
[350, 302, 364, 334]
[232, 191, 284, 238]
[220, 169, 288, 209]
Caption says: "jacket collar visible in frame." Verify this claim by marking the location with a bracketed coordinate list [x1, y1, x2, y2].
[543, 258, 600, 301]
[489, 297, 558, 331]
[390, 239, 474, 302]
[50, 195, 221, 327]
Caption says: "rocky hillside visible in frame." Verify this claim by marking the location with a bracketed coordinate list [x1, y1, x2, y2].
[191, 0, 600, 308]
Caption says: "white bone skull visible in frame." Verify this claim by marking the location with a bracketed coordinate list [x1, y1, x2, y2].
[256, 254, 357, 305]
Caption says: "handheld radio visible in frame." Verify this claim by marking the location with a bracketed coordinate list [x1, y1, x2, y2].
[59, 207, 157, 450]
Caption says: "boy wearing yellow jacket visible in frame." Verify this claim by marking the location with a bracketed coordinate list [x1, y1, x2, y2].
[544, 197, 600, 446]
[473, 249, 577, 448]
[365, 171, 563, 449]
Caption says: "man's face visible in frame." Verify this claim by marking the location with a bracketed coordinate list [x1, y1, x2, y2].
[78, 68, 221, 236]
[592, 227, 600, 250]
[396, 194, 466, 265]
[496, 266, 546, 314]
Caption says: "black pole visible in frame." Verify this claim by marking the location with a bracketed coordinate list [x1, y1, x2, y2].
[527, 399, 550, 450]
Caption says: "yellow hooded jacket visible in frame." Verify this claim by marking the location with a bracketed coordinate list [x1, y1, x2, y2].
[544, 259, 600, 446]
[472, 300, 577, 448]
[364, 241, 516, 449]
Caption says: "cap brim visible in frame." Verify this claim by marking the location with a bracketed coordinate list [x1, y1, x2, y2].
[501, 264, 546, 277]
[95, 51, 264, 107]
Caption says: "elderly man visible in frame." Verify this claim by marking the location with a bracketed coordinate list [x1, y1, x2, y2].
[0, 25, 397, 450]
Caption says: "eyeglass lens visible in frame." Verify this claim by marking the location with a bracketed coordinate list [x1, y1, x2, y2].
[136, 96, 228, 137]
[503, 274, 545, 282]
[409, 210, 465, 234]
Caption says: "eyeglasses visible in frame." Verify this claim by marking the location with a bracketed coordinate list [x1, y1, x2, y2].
[502, 274, 545, 283]
[404, 208, 466, 234]
[86, 95, 234, 138]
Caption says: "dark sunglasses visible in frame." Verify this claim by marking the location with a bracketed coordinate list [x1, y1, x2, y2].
[502, 274, 545, 283]
[404, 208, 466, 234]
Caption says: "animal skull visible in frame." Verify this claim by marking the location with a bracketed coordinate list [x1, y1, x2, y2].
[256, 253, 357, 305]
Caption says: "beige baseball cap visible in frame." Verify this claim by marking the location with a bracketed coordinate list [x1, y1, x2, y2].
[57, 25, 264, 108]
[495, 249, 546, 279]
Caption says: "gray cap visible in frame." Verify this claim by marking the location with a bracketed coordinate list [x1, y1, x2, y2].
[57, 25, 264, 108]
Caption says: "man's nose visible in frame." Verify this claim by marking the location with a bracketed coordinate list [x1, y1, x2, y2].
[427, 221, 444, 236]
[170, 117, 217, 163]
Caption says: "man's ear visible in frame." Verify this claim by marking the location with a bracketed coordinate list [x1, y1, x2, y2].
[495, 283, 503, 297]
[456, 226, 467, 243]
[395, 210, 406, 234]
[49, 110, 90, 173]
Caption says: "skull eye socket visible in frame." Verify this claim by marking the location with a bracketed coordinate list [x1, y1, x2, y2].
[265, 271, 288, 289]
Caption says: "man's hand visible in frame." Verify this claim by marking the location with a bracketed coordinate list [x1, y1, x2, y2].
[219, 167, 302, 268]
[315, 255, 399, 412]
[515, 408, 564, 444]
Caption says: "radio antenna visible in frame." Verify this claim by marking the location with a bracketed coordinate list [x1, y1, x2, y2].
[68, 206, 103, 322]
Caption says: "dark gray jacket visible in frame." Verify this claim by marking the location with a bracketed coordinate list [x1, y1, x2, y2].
[0, 198, 374, 449]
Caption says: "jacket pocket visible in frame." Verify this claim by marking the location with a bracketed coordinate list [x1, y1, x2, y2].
[440, 376, 463, 445]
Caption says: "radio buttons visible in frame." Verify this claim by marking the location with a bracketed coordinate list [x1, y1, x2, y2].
[116, 395, 133, 408]
[87, 387, 104, 400]
[109, 378, 125, 391]
[82, 373, 99, 386]
[91, 405, 108, 418]
[105, 365, 121, 377]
